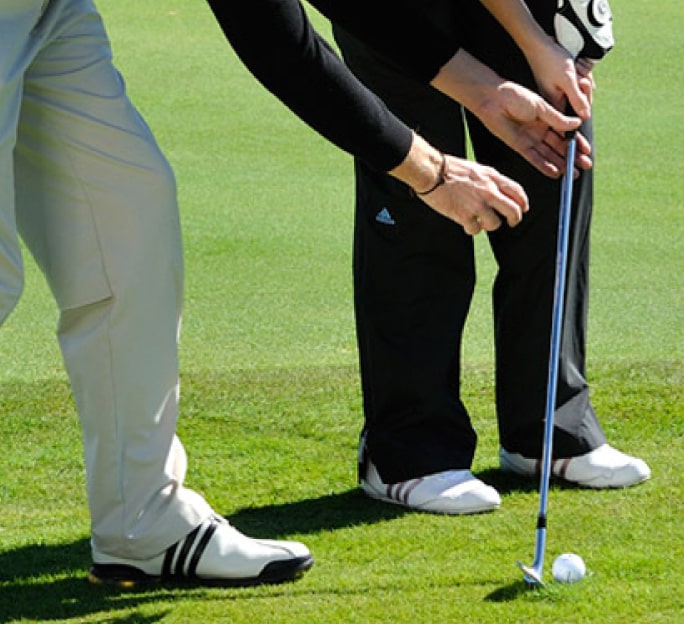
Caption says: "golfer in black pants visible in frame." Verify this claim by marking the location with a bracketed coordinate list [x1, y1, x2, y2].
[334, 0, 650, 515]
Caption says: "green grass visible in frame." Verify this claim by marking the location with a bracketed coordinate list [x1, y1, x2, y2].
[0, 0, 682, 622]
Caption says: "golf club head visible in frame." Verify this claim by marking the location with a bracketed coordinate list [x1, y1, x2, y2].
[517, 561, 545, 587]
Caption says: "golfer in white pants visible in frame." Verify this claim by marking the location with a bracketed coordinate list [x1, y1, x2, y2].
[0, 0, 312, 587]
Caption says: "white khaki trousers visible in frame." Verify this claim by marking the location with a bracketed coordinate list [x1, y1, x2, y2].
[0, 0, 212, 559]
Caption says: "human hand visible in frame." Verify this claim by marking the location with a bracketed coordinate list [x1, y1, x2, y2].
[525, 35, 593, 118]
[474, 1, 593, 116]
[431, 50, 591, 179]
[475, 80, 593, 178]
[389, 133, 528, 235]
[418, 155, 529, 236]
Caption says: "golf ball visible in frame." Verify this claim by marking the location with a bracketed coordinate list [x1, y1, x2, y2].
[552, 553, 586, 583]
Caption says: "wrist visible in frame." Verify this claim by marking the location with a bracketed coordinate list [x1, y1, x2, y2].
[388, 132, 445, 194]
[516, 26, 554, 61]
[415, 152, 447, 196]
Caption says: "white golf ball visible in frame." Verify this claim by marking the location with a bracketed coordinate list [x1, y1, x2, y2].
[552, 553, 586, 583]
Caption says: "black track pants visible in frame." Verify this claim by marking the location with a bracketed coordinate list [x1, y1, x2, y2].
[334, 0, 605, 483]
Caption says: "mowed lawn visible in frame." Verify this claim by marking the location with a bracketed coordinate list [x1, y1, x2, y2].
[0, 1, 682, 623]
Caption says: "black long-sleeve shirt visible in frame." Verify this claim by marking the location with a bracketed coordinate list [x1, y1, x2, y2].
[207, 1, 462, 172]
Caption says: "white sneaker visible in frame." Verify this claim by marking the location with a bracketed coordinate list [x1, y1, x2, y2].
[500, 444, 651, 489]
[89, 515, 313, 588]
[361, 461, 501, 515]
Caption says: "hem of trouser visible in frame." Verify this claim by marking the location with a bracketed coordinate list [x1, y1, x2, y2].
[91, 505, 216, 562]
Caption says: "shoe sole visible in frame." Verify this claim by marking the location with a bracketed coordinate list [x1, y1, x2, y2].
[88, 555, 314, 590]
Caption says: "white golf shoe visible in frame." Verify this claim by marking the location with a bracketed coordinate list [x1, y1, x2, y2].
[500, 444, 651, 489]
[89, 515, 313, 588]
[361, 461, 501, 515]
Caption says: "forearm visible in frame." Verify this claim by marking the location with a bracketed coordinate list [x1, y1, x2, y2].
[209, 0, 412, 172]
[205, 0, 529, 230]
[430, 49, 505, 118]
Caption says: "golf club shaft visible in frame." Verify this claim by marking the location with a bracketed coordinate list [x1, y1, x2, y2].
[528, 134, 577, 580]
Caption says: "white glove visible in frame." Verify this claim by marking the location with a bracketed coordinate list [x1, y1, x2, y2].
[554, 0, 614, 60]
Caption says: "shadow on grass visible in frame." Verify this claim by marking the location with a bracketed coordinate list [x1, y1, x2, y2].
[0, 473, 600, 621]
[226, 470, 551, 540]
[0, 490, 406, 623]
[478, 467, 597, 497]
[0, 540, 176, 623]
[475, 469, 540, 496]
[485, 581, 540, 602]
[227, 487, 407, 538]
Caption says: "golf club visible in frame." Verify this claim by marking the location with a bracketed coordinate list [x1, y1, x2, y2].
[517, 134, 576, 588]
[517, 0, 614, 587]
